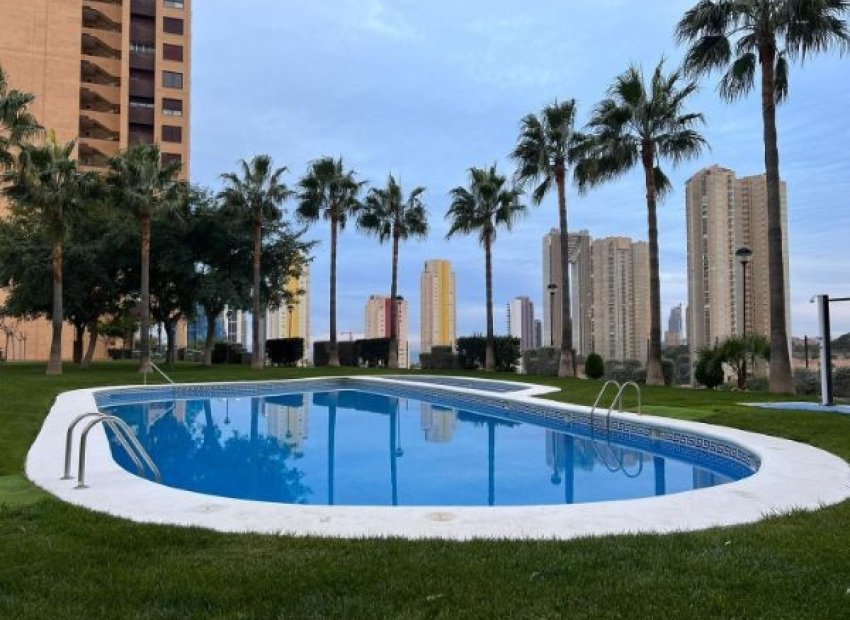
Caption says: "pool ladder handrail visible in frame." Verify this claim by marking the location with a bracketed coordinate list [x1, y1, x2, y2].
[143, 361, 175, 385]
[590, 380, 642, 429]
[62, 412, 161, 489]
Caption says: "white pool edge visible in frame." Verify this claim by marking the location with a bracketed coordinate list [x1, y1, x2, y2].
[25, 376, 850, 541]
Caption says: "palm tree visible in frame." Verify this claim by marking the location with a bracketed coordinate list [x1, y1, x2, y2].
[0, 65, 41, 169]
[2, 136, 97, 374]
[511, 100, 586, 377]
[357, 175, 428, 369]
[576, 60, 707, 385]
[296, 157, 364, 367]
[108, 143, 182, 373]
[219, 156, 292, 370]
[447, 165, 526, 371]
[676, 0, 850, 393]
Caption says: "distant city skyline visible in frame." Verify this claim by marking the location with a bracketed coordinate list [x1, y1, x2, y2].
[191, 1, 849, 353]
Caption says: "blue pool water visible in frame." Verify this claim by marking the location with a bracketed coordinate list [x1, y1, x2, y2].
[100, 387, 752, 506]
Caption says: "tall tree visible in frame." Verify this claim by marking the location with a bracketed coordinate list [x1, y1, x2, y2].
[357, 175, 428, 369]
[511, 100, 586, 377]
[576, 61, 707, 385]
[0, 65, 41, 169]
[108, 143, 182, 373]
[296, 157, 364, 367]
[676, 0, 850, 393]
[446, 165, 526, 371]
[2, 137, 98, 374]
[219, 156, 292, 369]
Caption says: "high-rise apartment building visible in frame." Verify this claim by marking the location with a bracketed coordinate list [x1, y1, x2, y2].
[420, 260, 456, 355]
[664, 304, 684, 348]
[266, 265, 311, 361]
[364, 294, 409, 368]
[0, 0, 192, 360]
[542, 229, 592, 355]
[534, 319, 542, 349]
[685, 166, 790, 361]
[590, 236, 650, 362]
[507, 297, 535, 351]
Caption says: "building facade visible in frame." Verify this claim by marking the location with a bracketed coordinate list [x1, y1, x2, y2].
[0, 0, 192, 360]
[266, 264, 311, 361]
[364, 294, 409, 368]
[590, 236, 651, 362]
[542, 229, 592, 355]
[507, 297, 535, 351]
[420, 259, 456, 355]
[685, 166, 790, 362]
[665, 304, 684, 348]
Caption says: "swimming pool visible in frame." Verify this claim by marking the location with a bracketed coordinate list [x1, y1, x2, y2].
[27, 376, 850, 539]
[98, 386, 750, 507]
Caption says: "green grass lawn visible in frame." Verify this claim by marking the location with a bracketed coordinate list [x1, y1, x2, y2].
[1, 362, 849, 619]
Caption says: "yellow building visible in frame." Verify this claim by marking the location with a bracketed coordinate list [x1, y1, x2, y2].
[265, 265, 311, 362]
[420, 259, 456, 355]
[0, 0, 192, 361]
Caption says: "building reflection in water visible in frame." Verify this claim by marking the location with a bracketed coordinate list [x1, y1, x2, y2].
[264, 394, 310, 456]
[420, 403, 457, 443]
[545, 430, 575, 504]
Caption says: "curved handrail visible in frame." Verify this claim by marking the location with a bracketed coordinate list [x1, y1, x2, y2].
[590, 380, 621, 419]
[604, 381, 642, 429]
[108, 416, 161, 483]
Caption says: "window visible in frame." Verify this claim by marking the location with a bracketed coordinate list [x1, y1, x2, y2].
[163, 17, 184, 35]
[162, 152, 182, 166]
[163, 43, 184, 62]
[130, 97, 155, 108]
[162, 125, 182, 143]
[162, 70, 183, 89]
[162, 98, 183, 116]
[164, 0, 184, 8]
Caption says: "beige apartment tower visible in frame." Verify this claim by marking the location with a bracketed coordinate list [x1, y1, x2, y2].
[420, 260, 456, 355]
[266, 264, 311, 361]
[364, 294, 409, 368]
[590, 237, 651, 362]
[542, 229, 592, 355]
[685, 166, 790, 363]
[0, 0, 192, 360]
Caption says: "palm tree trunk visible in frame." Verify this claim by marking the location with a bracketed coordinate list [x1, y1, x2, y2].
[388, 228, 400, 369]
[139, 213, 152, 374]
[81, 320, 98, 368]
[164, 318, 176, 365]
[72, 323, 84, 366]
[251, 209, 263, 369]
[555, 166, 575, 377]
[484, 232, 495, 371]
[203, 312, 217, 367]
[328, 215, 340, 367]
[642, 146, 664, 386]
[759, 39, 794, 394]
[46, 238, 63, 375]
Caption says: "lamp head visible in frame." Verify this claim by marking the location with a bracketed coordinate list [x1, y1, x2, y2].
[735, 246, 753, 265]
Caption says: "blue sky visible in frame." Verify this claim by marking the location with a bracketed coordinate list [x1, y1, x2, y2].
[191, 0, 850, 356]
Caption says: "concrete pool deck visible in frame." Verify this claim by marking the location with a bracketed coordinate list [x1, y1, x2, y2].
[26, 376, 850, 540]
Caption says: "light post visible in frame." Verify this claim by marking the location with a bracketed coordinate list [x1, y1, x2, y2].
[287, 304, 295, 337]
[547, 283, 558, 347]
[735, 246, 753, 386]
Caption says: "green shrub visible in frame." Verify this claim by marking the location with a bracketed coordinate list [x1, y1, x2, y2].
[522, 347, 560, 376]
[456, 335, 521, 372]
[694, 347, 724, 389]
[266, 338, 305, 366]
[662, 359, 675, 386]
[585, 353, 604, 379]
[420, 346, 459, 370]
[605, 360, 642, 383]
[355, 338, 390, 367]
[793, 368, 820, 395]
[834, 368, 850, 398]
[747, 376, 769, 392]
[313, 341, 357, 366]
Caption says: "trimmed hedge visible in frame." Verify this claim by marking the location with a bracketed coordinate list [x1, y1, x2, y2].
[456, 336, 521, 372]
[420, 346, 459, 370]
[313, 341, 357, 367]
[266, 338, 305, 366]
[522, 347, 560, 376]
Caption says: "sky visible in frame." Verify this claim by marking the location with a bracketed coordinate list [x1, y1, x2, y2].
[191, 0, 850, 358]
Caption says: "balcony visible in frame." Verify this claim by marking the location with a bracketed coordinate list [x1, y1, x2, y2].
[80, 87, 120, 114]
[130, 0, 156, 18]
[80, 114, 120, 142]
[81, 60, 120, 87]
[130, 50, 155, 71]
[81, 33, 121, 60]
[78, 143, 111, 170]
[129, 72, 155, 98]
[129, 105, 154, 125]
[82, 5, 121, 32]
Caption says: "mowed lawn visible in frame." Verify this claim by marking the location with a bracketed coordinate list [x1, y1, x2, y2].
[1, 362, 849, 619]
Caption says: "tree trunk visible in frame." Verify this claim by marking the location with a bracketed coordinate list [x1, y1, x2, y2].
[72, 323, 84, 366]
[81, 320, 98, 368]
[484, 232, 496, 371]
[251, 208, 263, 369]
[46, 237, 63, 375]
[203, 312, 217, 367]
[759, 39, 794, 394]
[328, 214, 340, 367]
[164, 319, 176, 365]
[642, 145, 664, 386]
[139, 213, 152, 374]
[388, 228, 400, 369]
[555, 165, 575, 377]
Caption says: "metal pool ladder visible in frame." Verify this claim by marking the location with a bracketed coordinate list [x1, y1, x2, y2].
[590, 380, 642, 429]
[62, 412, 161, 489]
[143, 361, 175, 385]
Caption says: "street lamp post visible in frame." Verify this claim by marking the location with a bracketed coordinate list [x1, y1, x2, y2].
[735, 246, 753, 386]
[287, 304, 295, 337]
[547, 283, 558, 347]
